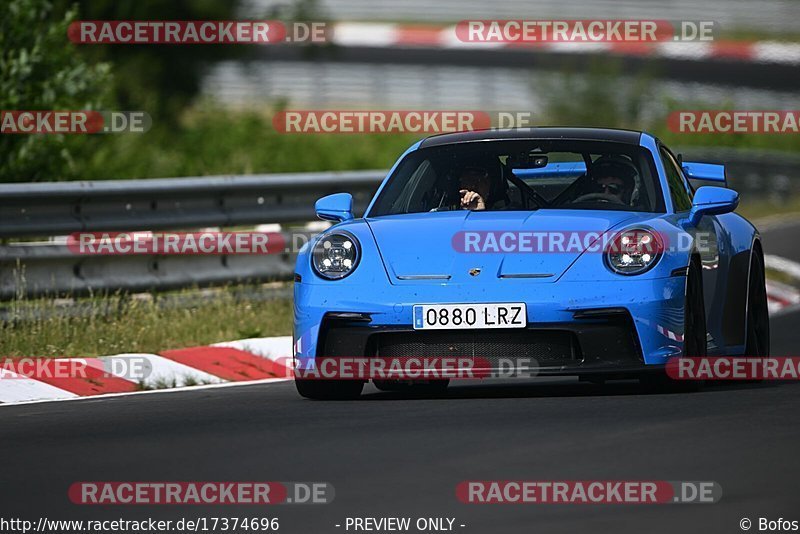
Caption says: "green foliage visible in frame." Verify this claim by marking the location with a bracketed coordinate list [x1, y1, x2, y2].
[538, 59, 655, 129]
[0, 0, 111, 181]
[538, 59, 800, 153]
[76, 105, 418, 179]
[50, 0, 247, 122]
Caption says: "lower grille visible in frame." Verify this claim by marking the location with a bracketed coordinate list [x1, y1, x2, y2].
[374, 329, 579, 366]
[318, 310, 642, 370]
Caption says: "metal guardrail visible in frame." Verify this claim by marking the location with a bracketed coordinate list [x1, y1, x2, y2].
[0, 170, 386, 299]
[0, 231, 317, 300]
[1, 151, 799, 300]
[0, 170, 384, 238]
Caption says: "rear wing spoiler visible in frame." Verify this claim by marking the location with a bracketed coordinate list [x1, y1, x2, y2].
[512, 162, 586, 178]
[512, 159, 729, 187]
[682, 162, 727, 187]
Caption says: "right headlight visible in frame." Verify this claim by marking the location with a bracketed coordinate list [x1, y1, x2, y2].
[604, 228, 663, 275]
[311, 231, 360, 280]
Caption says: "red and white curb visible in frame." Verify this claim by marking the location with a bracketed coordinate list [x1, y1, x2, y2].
[767, 280, 800, 314]
[330, 22, 800, 65]
[0, 336, 293, 405]
[765, 255, 800, 315]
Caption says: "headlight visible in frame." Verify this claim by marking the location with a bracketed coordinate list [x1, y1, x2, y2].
[605, 228, 663, 275]
[312, 232, 360, 280]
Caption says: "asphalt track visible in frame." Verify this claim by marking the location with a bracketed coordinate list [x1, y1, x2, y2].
[2, 223, 800, 533]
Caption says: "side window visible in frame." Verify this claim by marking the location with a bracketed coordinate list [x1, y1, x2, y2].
[660, 148, 693, 212]
[666, 149, 694, 199]
[400, 159, 437, 213]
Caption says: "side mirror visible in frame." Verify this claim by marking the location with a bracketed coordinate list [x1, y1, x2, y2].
[682, 162, 727, 187]
[315, 192, 354, 222]
[688, 186, 739, 226]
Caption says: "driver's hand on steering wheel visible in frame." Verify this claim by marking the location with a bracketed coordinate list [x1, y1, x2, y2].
[459, 189, 486, 210]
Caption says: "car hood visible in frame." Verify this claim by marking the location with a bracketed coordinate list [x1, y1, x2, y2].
[365, 210, 642, 284]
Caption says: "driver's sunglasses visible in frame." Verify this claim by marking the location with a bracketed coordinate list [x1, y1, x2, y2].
[597, 183, 622, 195]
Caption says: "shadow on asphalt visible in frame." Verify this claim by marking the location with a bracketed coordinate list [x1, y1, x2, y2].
[355, 378, 784, 401]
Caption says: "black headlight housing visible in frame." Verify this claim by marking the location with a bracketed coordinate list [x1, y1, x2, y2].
[604, 228, 664, 275]
[311, 231, 361, 280]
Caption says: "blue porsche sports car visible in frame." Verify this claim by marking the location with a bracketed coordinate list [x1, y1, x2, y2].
[293, 128, 769, 399]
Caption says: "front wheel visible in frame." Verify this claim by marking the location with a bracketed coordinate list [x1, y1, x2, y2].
[295, 378, 364, 400]
[640, 258, 705, 391]
[683, 257, 708, 358]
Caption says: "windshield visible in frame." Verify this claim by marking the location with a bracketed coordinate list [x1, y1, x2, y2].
[368, 139, 665, 216]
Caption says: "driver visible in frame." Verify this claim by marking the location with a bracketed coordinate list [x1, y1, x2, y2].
[458, 166, 491, 211]
[586, 158, 637, 205]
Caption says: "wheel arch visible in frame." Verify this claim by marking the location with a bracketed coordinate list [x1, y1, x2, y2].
[721, 232, 762, 348]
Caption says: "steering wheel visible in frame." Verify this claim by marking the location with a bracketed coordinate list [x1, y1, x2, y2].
[572, 192, 626, 205]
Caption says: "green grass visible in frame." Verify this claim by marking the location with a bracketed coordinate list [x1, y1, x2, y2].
[765, 267, 798, 287]
[61, 105, 418, 181]
[737, 196, 800, 222]
[0, 288, 292, 358]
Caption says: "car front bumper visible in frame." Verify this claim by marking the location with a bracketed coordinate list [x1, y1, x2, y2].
[294, 276, 687, 372]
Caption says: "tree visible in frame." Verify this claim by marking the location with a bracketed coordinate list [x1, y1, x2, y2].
[53, 0, 245, 123]
[0, 0, 111, 181]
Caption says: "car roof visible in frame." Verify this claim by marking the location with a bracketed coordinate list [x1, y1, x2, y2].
[418, 127, 643, 148]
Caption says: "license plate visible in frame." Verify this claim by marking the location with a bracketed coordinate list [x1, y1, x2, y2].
[413, 303, 527, 330]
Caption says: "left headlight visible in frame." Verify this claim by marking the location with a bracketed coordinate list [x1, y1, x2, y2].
[312, 231, 360, 280]
[604, 228, 664, 275]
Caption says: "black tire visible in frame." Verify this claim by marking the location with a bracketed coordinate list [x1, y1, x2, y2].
[295, 378, 364, 400]
[683, 257, 708, 358]
[745, 253, 770, 357]
[640, 257, 705, 391]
